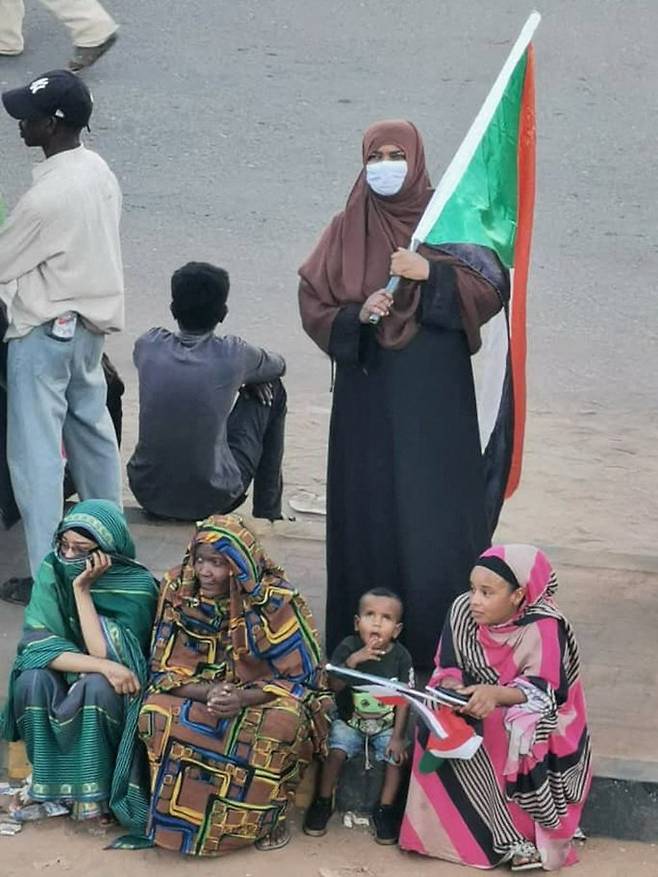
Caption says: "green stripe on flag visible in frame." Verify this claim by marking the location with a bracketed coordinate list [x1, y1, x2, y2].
[425, 53, 527, 268]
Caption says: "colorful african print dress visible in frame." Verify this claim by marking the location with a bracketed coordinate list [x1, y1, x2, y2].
[0, 500, 158, 828]
[139, 516, 330, 856]
[400, 546, 592, 871]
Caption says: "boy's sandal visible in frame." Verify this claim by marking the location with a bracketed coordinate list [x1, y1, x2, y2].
[255, 822, 291, 851]
[510, 841, 543, 871]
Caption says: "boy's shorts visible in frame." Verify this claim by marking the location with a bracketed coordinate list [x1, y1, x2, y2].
[328, 718, 396, 765]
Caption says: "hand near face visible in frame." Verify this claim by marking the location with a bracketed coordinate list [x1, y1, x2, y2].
[345, 637, 387, 667]
[390, 248, 430, 281]
[73, 550, 112, 590]
[207, 682, 243, 718]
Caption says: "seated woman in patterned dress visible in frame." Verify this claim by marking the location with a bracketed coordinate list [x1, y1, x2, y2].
[138, 514, 330, 856]
[400, 545, 592, 872]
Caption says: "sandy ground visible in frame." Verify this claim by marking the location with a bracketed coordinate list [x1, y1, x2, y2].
[112, 379, 658, 564]
[2, 2, 658, 870]
[2, 813, 658, 877]
[493, 405, 658, 556]
[211, 394, 658, 559]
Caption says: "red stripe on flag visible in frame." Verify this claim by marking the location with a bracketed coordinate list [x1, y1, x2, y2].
[371, 694, 408, 707]
[505, 44, 536, 497]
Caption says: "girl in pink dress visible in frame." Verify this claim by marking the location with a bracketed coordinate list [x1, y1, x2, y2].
[400, 545, 591, 871]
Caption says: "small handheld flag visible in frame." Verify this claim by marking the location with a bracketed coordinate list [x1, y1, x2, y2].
[326, 663, 482, 762]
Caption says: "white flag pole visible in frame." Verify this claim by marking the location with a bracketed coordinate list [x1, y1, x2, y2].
[369, 10, 541, 325]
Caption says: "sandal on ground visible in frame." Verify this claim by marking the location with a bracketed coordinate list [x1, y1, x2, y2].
[510, 841, 543, 871]
[69, 800, 113, 823]
[0, 576, 33, 606]
[255, 822, 291, 851]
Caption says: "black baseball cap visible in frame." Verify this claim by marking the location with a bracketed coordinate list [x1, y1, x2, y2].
[1, 70, 93, 128]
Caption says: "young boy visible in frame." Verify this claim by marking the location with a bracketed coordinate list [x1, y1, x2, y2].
[304, 588, 414, 844]
[128, 261, 287, 521]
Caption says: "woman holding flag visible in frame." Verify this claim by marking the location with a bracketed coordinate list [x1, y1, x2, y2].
[298, 119, 510, 671]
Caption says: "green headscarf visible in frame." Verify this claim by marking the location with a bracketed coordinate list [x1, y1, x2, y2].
[22, 499, 158, 651]
[1, 500, 158, 831]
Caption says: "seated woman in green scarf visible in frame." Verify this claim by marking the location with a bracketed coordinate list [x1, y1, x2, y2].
[1, 499, 158, 828]
[138, 514, 331, 856]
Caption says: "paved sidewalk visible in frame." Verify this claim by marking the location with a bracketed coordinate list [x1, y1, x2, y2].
[2, 506, 658, 785]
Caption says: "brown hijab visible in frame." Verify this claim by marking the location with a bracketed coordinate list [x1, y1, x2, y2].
[298, 119, 433, 351]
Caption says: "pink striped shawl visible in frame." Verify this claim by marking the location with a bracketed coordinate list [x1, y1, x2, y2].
[412, 545, 592, 869]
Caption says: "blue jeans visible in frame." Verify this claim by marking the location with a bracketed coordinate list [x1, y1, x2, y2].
[7, 323, 121, 575]
[328, 718, 395, 765]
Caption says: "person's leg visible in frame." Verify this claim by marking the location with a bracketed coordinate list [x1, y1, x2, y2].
[318, 748, 348, 798]
[370, 729, 404, 806]
[371, 729, 402, 844]
[0, 0, 25, 55]
[302, 749, 346, 837]
[252, 380, 286, 519]
[6, 329, 70, 577]
[101, 353, 124, 446]
[379, 762, 403, 806]
[39, 0, 117, 47]
[303, 719, 359, 837]
[62, 326, 122, 508]
[227, 379, 286, 520]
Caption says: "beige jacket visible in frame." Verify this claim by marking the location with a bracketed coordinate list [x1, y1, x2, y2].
[0, 145, 124, 338]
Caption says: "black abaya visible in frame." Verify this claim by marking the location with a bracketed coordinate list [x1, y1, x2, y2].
[325, 253, 507, 670]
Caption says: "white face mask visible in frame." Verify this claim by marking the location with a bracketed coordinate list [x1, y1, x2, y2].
[365, 159, 408, 196]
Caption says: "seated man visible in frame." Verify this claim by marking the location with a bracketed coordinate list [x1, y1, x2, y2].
[128, 261, 287, 521]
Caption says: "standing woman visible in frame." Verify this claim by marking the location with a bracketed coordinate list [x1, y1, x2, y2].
[298, 120, 510, 671]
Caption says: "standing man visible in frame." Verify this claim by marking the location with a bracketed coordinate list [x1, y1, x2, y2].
[0, 1, 117, 71]
[0, 70, 123, 578]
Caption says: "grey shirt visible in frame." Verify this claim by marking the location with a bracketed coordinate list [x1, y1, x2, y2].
[127, 327, 285, 519]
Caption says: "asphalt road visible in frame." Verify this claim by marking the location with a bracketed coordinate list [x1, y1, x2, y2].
[1, 0, 656, 409]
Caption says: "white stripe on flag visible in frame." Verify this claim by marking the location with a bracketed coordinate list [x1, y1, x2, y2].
[472, 293, 510, 451]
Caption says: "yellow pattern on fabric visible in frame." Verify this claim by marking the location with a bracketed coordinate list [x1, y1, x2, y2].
[139, 515, 331, 856]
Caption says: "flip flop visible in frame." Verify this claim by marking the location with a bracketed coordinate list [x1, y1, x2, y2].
[255, 823, 291, 851]
[510, 841, 543, 871]
[288, 492, 326, 516]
